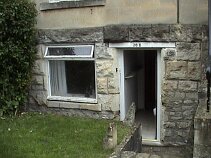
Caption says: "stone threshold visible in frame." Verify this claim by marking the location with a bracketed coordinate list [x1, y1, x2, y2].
[40, 0, 106, 11]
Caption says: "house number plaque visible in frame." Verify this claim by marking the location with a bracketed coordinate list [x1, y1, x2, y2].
[133, 43, 142, 47]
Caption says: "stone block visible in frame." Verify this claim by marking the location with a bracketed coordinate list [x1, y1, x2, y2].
[103, 122, 117, 149]
[176, 130, 188, 138]
[129, 25, 152, 41]
[162, 154, 182, 158]
[162, 48, 177, 60]
[136, 153, 150, 158]
[36, 44, 46, 59]
[170, 25, 189, 42]
[178, 81, 198, 92]
[165, 105, 182, 112]
[183, 100, 197, 104]
[163, 111, 169, 122]
[96, 60, 114, 77]
[202, 25, 208, 42]
[108, 77, 119, 94]
[174, 92, 186, 100]
[183, 110, 194, 119]
[121, 151, 136, 158]
[124, 102, 136, 127]
[28, 96, 37, 105]
[163, 80, 178, 91]
[161, 91, 175, 104]
[98, 94, 119, 112]
[59, 102, 80, 109]
[186, 92, 198, 100]
[32, 75, 43, 85]
[165, 129, 175, 137]
[170, 25, 203, 42]
[171, 112, 183, 118]
[151, 25, 170, 41]
[79, 104, 101, 112]
[33, 59, 45, 75]
[170, 116, 183, 121]
[176, 42, 201, 61]
[162, 91, 175, 98]
[182, 105, 195, 111]
[97, 77, 108, 94]
[169, 112, 175, 116]
[164, 122, 176, 128]
[31, 85, 44, 91]
[150, 155, 161, 158]
[201, 42, 208, 64]
[38, 28, 104, 44]
[32, 91, 47, 105]
[104, 25, 129, 42]
[166, 61, 187, 79]
[47, 101, 102, 111]
[190, 25, 203, 42]
[95, 43, 114, 59]
[188, 62, 201, 80]
[47, 101, 59, 108]
[177, 122, 191, 129]
[43, 76, 48, 91]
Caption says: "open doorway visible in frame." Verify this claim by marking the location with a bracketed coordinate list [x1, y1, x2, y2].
[123, 50, 158, 140]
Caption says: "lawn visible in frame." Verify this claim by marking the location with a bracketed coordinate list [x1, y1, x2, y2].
[0, 113, 130, 158]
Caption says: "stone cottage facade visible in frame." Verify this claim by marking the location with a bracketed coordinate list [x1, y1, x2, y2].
[30, 0, 208, 146]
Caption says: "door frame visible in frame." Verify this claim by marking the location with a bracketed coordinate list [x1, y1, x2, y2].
[110, 42, 175, 142]
[118, 49, 161, 141]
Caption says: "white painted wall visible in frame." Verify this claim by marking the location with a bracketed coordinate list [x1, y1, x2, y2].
[34, 0, 208, 29]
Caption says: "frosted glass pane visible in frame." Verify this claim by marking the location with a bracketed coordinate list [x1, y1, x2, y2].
[47, 46, 93, 57]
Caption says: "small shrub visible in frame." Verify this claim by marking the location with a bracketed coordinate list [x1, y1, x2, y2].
[0, 0, 37, 115]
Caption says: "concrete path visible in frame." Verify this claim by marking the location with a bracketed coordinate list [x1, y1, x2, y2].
[136, 152, 184, 158]
[121, 151, 187, 158]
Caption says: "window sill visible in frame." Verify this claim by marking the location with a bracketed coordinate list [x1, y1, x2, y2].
[47, 96, 97, 104]
[40, 0, 106, 11]
[47, 100, 101, 111]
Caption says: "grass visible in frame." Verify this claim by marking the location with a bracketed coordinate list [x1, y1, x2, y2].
[0, 113, 130, 158]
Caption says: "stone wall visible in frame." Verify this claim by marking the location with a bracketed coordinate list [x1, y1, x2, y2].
[29, 24, 208, 145]
[29, 27, 120, 119]
[103, 24, 208, 144]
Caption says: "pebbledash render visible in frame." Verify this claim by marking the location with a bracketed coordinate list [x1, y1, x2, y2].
[29, 25, 208, 144]
[30, 0, 209, 146]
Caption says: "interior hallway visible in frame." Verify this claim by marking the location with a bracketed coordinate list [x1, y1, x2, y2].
[135, 110, 156, 140]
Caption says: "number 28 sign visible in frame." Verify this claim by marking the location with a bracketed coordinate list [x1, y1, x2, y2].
[132, 43, 142, 47]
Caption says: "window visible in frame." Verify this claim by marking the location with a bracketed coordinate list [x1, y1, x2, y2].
[45, 45, 96, 103]
[40, 0, 106, 11]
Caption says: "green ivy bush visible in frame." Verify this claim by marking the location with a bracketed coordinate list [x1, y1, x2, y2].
[0, 0, 37, 115]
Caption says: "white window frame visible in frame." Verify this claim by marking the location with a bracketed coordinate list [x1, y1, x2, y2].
[45, 45, 94, 58]
[44, 45, 97, 104]
[49, 0, 80, 3]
